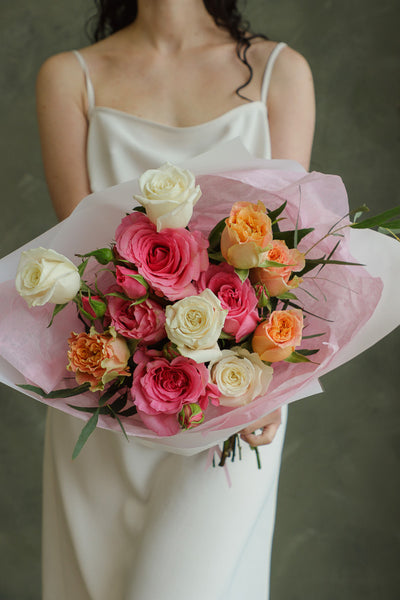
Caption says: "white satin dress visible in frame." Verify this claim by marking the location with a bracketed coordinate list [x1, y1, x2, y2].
[42, 42, 288, 600]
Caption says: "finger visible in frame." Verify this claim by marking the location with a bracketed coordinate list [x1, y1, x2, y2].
[240, 408, 282, 436]
[240, 422, 281, 447]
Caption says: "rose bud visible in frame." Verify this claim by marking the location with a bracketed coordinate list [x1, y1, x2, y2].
[115, 265, 148, 299]
[178, 404, 205, 430]
[81, 295, 106, 319]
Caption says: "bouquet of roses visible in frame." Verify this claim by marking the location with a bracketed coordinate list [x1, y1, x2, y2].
[1, 143, 399, 459]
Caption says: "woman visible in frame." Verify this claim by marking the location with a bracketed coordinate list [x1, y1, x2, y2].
[36, 1, 315, 599]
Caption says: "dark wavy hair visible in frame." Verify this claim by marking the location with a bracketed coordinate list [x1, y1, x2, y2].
[87, 0, 268, 100]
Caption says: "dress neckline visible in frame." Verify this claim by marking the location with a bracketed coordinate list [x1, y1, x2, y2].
[92, 100, 267, 132]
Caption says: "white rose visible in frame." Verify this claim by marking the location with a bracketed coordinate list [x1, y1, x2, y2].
[209, 347, 273, 407]
[134, 162, 201, 231]
[165, 289, 228, 363]
[15, 247, 81, 307]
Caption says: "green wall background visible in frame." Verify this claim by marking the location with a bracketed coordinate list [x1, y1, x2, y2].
[0, 1, 399, 598]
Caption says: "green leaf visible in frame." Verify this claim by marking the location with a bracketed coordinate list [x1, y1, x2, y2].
[125, 273, 149, 289]
[351, 206, 400, 229]
[285, 300, 334, 322]
[208, 218, 226, 249]
[296, 348, 320, 356]
[219, 331, 234, 340]
[208, 250, 224, 262]
[19, 382, 91, 399]
[234, 268, 249, 282]
[132, 205, 146, 213]
[119, 406, 138, 417]
[89, 298, 107, 318]
[258, 259, 292, 269]
[47, 302, 68, 327]
[285, 351, 313, 363]
[68, 404, 109, 415]
[267, 201, 287, 223]
[76, 247, 115, 265]
[72, 409, 100, 459]
[302, 332, 326, 340]
[77, 258, 89, 277]
[108, 393, 129, 413]
[276, 292, 298, 300]
[273, 228, 314, 247]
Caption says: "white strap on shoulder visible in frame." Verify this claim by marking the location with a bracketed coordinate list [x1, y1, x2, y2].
[260, 42, 287, 104]
[73, 50, 95, 114]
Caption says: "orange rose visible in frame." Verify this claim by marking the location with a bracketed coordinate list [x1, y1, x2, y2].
[67, 327, 130, 391]
[252, 309, 303, 362]
[250, 239, 305, 297]
[220, 201, 272, 269]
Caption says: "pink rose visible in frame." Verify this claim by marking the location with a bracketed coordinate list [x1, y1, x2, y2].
[131, 354, 220, 435]
[115, 212, 209, 300]
[115, 265, 147, 299]
[250, 240, 305, 297]
[108, 293, 166, 343]
[198, 263, 259, 342]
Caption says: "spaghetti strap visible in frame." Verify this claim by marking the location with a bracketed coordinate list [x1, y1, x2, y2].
[260, 42, 287, 104]
[73, 50, 95, 114]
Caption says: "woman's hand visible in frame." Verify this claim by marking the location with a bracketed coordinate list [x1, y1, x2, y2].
[240, 408, 282, 447]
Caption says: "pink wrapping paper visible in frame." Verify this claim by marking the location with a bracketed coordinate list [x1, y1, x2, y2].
[0, 162, 390, 452]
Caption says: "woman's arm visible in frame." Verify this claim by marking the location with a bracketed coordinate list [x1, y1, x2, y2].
[36, 52, 91, 221]
[268, 46, 315, 171]
[240, 46, 315, 446]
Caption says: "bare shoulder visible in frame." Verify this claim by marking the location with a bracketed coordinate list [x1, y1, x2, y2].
[36, 51, 86, 112]
[269, 44, 313, 92]
[37, 51, 83, 90]
[255, 43, 315, 169]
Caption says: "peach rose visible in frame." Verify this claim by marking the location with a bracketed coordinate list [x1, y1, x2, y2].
[252, 309, 303, 362]
[67, 327, 130, 391]
[220, 201, 272, 269]
[250, 240, 305, 297]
